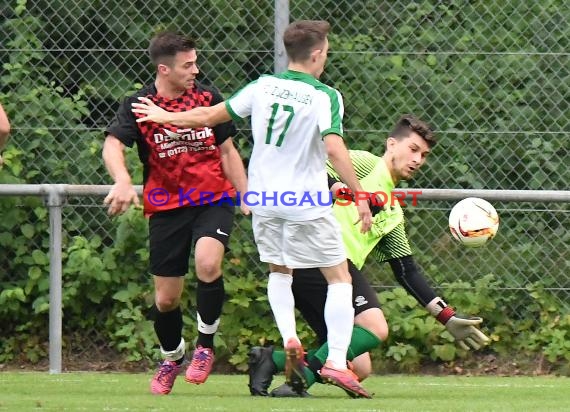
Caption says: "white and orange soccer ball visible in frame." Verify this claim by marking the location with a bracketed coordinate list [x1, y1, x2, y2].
[448, 197, 499, 248]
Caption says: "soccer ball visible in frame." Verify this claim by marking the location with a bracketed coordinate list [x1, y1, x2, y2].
[448, 197, 499, 247]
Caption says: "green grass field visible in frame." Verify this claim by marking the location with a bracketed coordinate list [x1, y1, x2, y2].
[1, 372, 568, 411]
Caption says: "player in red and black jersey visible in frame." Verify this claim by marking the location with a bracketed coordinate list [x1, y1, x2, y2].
[103, 32, 248, 395]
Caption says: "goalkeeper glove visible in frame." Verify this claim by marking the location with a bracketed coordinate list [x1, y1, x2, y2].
[426, 297, 491, 350]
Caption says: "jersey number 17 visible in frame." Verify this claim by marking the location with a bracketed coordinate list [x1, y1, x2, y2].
[265, 103, 295, 147]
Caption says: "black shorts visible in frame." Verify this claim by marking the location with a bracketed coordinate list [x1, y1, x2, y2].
[149, 202, 234, 276]
[292, 260, 380, 346]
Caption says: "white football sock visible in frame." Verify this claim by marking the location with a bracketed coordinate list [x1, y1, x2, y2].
[324, 282, 354, 369]
[197, 313, 220, 334]
[267, 272, 298, 346]
[160, 337, 185, 362]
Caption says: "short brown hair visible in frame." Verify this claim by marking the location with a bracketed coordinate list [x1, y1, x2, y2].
[283, 20, 330, 62]
[390, 114, 436, 147]
[148, 31, 196, 66]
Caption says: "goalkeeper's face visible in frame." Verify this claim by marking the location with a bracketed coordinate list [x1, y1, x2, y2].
[387, 132, 431, 182]
[163, 50, 200, 91]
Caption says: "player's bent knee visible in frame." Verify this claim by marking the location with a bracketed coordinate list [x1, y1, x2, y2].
[355, 308, 389, 341]
[364, 324, 389, 342]
[155, 296, 181, 312]
[376, 323, 389, 341]
[195, 237, 225, 280]
[195, 261, 222, 281]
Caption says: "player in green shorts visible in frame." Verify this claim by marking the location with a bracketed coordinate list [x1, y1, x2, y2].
[248, 114, 491, 397]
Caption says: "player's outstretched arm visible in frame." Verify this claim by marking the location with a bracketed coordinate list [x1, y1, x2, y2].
[131, 97, 231, 128]
[388, 256, 490, 350]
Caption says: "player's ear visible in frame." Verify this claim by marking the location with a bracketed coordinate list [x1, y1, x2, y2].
[310, 48, 321, 62]
[386, 136, 397, 152]
[157, 63, 170, 75]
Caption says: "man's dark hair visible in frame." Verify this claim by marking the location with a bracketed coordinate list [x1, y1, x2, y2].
[283, 20, 330, 62]
[390, 114, 436, 147]
[148, 31, 197, 66]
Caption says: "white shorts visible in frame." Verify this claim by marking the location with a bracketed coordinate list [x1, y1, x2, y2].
[251, 213, 347, 269]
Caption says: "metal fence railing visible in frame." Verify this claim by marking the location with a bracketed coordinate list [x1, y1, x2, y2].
[1, 185, 569, 373]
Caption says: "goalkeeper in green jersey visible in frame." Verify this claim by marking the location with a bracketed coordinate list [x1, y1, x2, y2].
[248, 114, 491, 397]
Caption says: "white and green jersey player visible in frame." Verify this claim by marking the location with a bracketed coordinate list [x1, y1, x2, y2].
[225, 70, 344, 221]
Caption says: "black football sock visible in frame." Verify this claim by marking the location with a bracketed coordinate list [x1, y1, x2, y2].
[154, 306, 183, 353]
[196, 276, 225, 349]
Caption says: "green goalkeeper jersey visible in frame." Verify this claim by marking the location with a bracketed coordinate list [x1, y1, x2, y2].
[326, 150, 404, 269]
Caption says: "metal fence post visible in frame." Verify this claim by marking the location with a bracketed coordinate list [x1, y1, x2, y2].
[46, 184, 66, 374]
[274, 0, 289, 73]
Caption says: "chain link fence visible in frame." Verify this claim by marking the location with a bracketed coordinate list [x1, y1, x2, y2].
[1, 1, 568, 364]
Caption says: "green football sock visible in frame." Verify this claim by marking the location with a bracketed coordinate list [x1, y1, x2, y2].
[271, 350, 286, 371]
[272, 349, 318, 387]
[305, 326, 381, 389]
[306, 348, 318, 360]
[272, 348, 318, 372]
[304, 349, 319, 386]
[312, 325, 382, 364]
[303, 366, 317, 386]
[272, 326, 382, 389]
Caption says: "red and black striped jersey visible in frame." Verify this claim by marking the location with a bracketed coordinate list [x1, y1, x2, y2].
[105, 82, 237, 215]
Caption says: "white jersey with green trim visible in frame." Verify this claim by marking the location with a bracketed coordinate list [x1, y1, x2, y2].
[225, 70, 344, 221]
